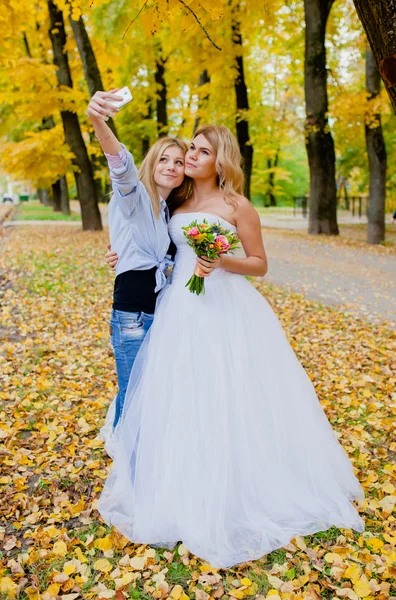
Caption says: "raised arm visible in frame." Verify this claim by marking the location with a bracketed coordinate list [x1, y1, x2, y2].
[87, 89, 123, 154]
[87, 90, 140, 217]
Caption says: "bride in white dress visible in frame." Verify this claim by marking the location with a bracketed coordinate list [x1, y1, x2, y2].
[98, 125, 364, 569]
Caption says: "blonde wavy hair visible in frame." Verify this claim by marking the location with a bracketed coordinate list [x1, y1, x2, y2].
[193, 125, 245, 210]
[139, 137, 193, 217]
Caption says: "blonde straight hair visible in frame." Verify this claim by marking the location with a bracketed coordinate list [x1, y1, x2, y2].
[139, 137, 193, 217]
[193, 125, 245, 209]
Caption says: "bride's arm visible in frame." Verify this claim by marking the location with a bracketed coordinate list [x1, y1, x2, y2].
[197, 200, 268, 277]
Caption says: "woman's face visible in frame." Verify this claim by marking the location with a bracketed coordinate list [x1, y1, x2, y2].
[185, 134, 217, 180]
[154, 145, 185, 190]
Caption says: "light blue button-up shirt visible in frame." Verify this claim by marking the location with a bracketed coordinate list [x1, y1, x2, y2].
[106, 145, 173, 292]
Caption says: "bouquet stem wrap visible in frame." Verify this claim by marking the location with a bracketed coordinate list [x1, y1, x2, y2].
[185, 263, 207, 295]
[182, 219, 240, 296]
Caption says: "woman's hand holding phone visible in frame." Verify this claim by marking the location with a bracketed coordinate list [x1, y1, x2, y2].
[87, 89, 123, 122]
[87, 88, 133, 154]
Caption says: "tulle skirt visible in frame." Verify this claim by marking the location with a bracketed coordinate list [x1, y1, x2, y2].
[98, 257, 364, 568]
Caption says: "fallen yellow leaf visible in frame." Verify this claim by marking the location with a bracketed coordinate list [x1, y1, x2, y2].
[53, 540, 67, 556]
[93, 558, 112, 572]
[354, 577, 371, 598]
[94, 535, 113, 551]
[63, 563, 76, 575]
[130, 556, 146, 570]
[74, 546, 88, 563]
[0, 577, 17, 597]
[171, 584, 184, 599]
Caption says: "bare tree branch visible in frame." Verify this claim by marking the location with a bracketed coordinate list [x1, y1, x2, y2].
[122, 0, 150, 39]
[178, 0, 222, 51]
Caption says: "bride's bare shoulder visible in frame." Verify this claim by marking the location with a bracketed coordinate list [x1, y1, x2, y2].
[234, 195, 260, 223]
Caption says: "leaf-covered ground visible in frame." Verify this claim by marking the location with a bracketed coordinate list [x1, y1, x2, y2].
[0, 227, 395, 600]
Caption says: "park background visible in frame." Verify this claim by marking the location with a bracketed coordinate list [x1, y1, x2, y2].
[0, 0, 396, 241]
[0, 1, 395, 600]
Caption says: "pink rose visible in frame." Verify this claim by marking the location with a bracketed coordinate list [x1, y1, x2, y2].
[215, 234, 230, 252]
[188, 227, 199, 237]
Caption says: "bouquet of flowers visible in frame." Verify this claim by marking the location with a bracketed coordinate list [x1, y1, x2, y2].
[182, 219, 240, 295]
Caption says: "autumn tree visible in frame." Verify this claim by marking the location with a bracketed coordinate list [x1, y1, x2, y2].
[48, 0, 102, 230]
[0, 2, 75, 204]
[246, 2, 305, 207]
[155, 50, 169, 136]
[193, 70, 210, 133]
[69, 10, 118, 138]
[352, 0, 396, 113]
[3, 0, 395, 230]
[232, 4, 253, 200]
[365, 47, 387, 244]
[304, 0, 338, 235]
[22, 29, 70, 215]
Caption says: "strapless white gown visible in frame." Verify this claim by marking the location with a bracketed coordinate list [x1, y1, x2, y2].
[98, 212, 364, 569]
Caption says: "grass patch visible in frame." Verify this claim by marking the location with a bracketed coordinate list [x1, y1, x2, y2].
[15, 200, 81, 221]
[304, 526, 342, 545]
[266, 548, 288, 565]
[24, 557, 65, 591]
[244, 568, 270, 595]
[166, 561, 193, 586]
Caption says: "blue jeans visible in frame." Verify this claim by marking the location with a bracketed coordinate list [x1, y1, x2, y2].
[110, 309, 154, 429]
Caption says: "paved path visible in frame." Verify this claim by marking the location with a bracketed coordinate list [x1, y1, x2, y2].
[259, 213, 369, 230]
[261, 229, 396, 325]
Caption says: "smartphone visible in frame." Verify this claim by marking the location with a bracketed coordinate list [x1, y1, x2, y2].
[111, 86, 133, 109]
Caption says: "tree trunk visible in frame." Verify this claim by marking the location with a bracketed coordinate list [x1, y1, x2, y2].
[69, 10, 116, 201]
[142, 101, 153, 157]
[51, 176, 69, 214]
[267, 152, 279, 207]
[52, 179, 62, 212]
[48, 0, 102, 230]
[60, 176, 70, 215]
[352, 0, 396, 113]
[38, 188, 52, 206]
[304, 0, 338, 235]
[154, 52, 168, 136]
[193, 70, 210, 134]
[69, 12, 117, 138]
[232, 10, 253, 200]
[366, 47, 387, 244]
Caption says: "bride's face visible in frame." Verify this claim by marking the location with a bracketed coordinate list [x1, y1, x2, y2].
[185, 134, 217, 180]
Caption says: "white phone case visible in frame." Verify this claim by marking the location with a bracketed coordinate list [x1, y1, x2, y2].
[111, 86, 133, 109]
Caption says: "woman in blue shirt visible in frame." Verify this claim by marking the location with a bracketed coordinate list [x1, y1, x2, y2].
[87, 89, 191, 431]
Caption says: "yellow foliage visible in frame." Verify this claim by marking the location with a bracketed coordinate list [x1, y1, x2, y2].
[0, 125, 74, 188]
